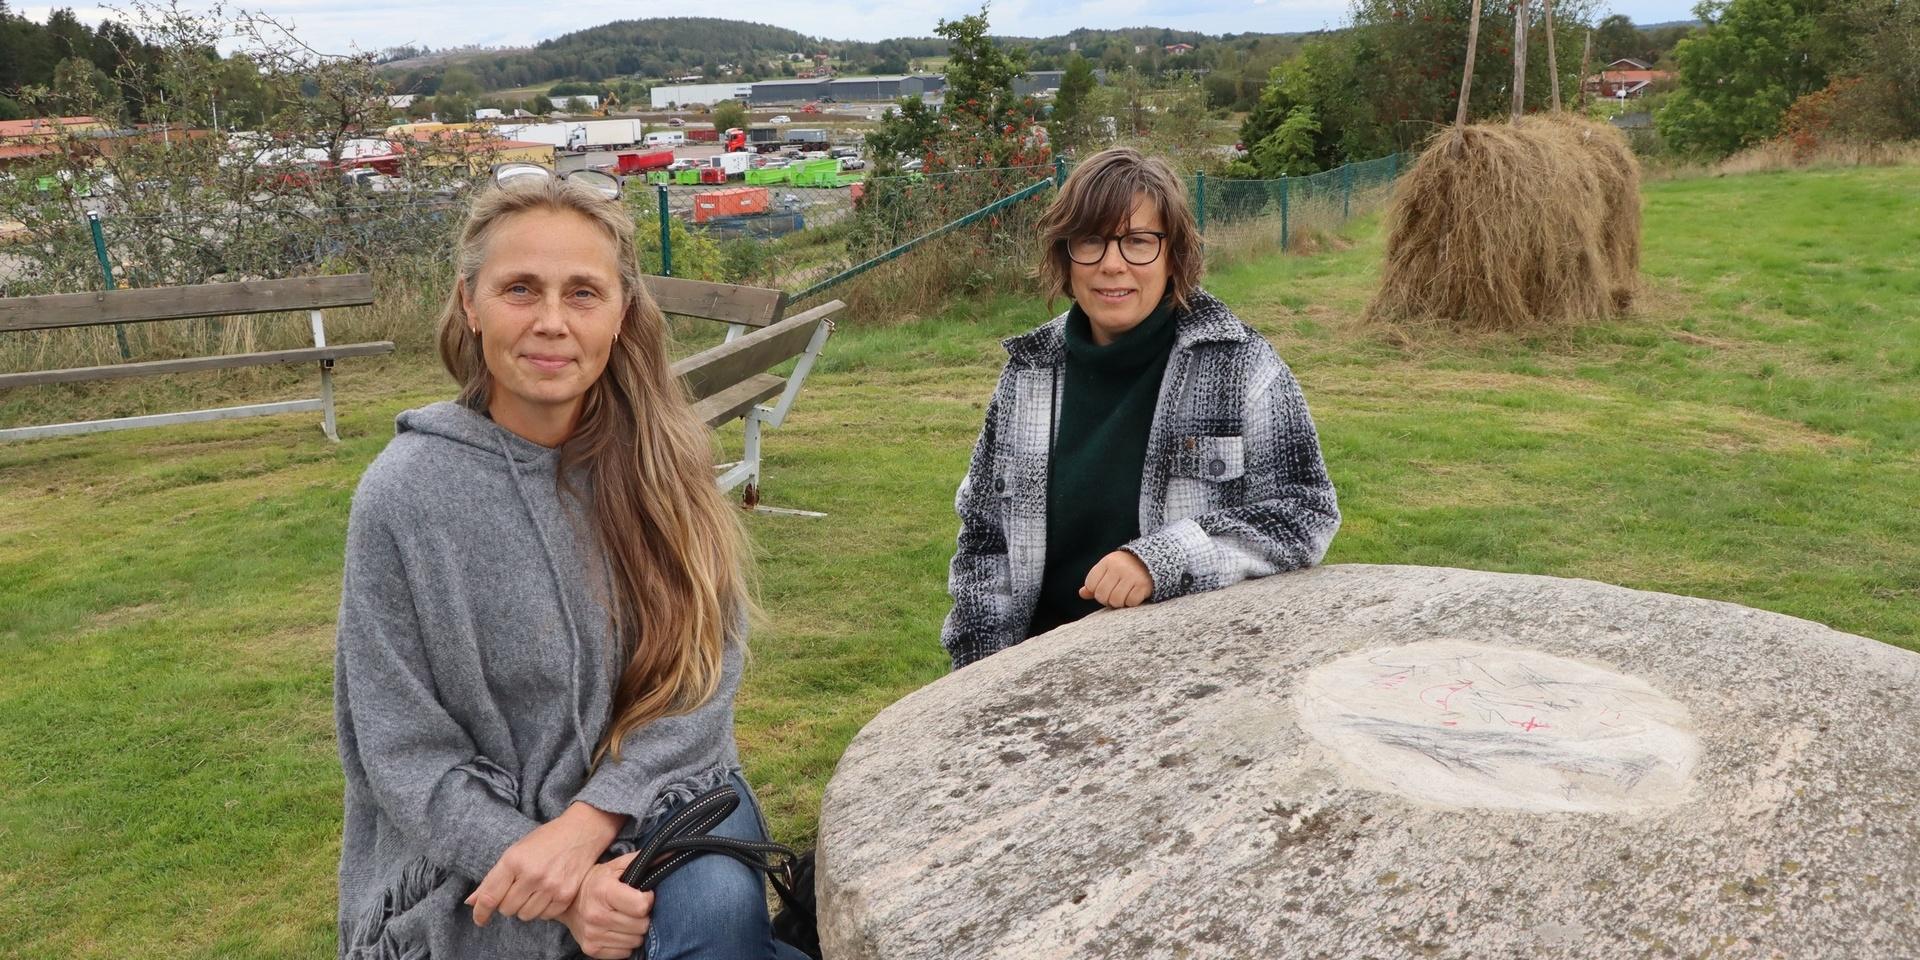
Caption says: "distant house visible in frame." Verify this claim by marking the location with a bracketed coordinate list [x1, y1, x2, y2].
[1607, 58, 1651, 70]
[386, 95, 418, 110]
[0, 116, 109, 142]
[474, 108, 504, 120]
[1583, 67, 1674, 100]
[549, 95, 600, 112]
[1165, 43, 1195, 56]
[1134, 44, 1149, 54]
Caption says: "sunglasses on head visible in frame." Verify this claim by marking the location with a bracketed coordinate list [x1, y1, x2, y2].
[490, 162, 622, 200]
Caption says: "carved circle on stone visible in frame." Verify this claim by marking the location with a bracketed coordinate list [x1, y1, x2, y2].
[1295, 640, 1700, 813]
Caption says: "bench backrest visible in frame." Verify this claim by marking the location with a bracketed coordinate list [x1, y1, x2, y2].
[643, 275, 785, 329]
[674, 299, 841, 401]
[0, 274, 376, 334]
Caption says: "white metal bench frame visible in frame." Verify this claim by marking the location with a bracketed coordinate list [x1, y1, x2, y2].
[649, 275, 837, 514]
[0, 275, 389, 443]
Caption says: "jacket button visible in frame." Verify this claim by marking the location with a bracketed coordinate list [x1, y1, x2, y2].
[1208, 459, 1227, 477]
[994, 478, 1007, 493]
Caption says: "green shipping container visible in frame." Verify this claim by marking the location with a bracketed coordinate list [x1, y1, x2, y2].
[675, 168, 701, 185]
[789, 158, 841, 188]
[646, 171, 669, 185]
[745, 167, 790, 185]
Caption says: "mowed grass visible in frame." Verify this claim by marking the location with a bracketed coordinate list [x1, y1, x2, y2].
[3, 164, 1918, 957]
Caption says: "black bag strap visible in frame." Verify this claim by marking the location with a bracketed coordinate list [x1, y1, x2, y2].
[618, 782, 806, 900]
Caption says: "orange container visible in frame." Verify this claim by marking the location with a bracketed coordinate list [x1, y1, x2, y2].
[691, 186, 771, 224]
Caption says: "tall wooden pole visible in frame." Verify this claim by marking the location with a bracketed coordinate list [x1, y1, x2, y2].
[1457, 0, 1485, 125]
[1544, 0, 1561, 111]
[1510, 0, 1530, 121]
[1577, 29, 1594, 109]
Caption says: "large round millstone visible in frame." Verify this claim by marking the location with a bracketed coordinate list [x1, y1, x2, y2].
[817, 565, 1920, 959]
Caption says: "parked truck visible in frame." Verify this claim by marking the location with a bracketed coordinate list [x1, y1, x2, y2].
[746, 126, 783, 153]
[786, 128, 829, 146]
[579, 119, 642, 149]
[497, 122, 580, 150]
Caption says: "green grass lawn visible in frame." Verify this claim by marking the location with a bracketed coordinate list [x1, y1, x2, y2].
[2, 164, 1917, 957]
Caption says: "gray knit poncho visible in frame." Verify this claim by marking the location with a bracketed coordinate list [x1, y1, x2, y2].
[334, 401, 742, 959]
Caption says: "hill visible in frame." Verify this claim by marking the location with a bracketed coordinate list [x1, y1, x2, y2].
[378, 17, 1311, 95]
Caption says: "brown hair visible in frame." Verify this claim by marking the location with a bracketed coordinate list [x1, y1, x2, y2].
[1036, 146, 1204, 309]
[437, 177, 748, 765]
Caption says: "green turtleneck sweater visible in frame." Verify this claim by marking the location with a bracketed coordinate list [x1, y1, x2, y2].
[1025, 294, 1179, 639]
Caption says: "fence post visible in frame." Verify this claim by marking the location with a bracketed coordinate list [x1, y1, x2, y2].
[656, 184, 672, 277]
[1279, 177, 1290, 252]
[86, 210, 131, 360]
[1195, 172, 1206, 234]
[1390, 151, 1400, 182]
[1342, 163, 1352, 220]
[1054, 156, 1066, 189]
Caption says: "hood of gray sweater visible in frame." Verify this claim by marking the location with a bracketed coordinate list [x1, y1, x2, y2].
[396, 400, 596, 770]
[335, 400, 744, 959]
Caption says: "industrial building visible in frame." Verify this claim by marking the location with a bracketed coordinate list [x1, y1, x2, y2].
[649, 72, 1017, 110]
[649, 81, 757, 109]
[825, 74, 945, 103]
[1013, 71, 1070, 99]
[748, 78, 833, 105]
[749, 74, 945, 105]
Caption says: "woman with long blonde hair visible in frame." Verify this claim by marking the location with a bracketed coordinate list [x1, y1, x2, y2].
[334, 169, 805, 959]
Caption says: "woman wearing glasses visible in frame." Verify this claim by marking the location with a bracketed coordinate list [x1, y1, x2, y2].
[334, 165, 806, 959]
[941, 146, 1341, 669]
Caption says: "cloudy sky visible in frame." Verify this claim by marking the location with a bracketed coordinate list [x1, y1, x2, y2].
[18, 0, 1701, 59]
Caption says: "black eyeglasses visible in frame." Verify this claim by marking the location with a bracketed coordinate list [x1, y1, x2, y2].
[1064, 230, 1167, 266]
[491, 162, 622, 200]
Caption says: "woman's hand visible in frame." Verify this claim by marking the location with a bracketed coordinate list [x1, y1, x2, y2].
[468, 802, 626, 926]
[560, 851, 655, 959]
[1080, 551, 1155, 609]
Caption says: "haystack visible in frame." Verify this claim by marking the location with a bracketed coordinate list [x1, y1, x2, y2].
[1522, 113, 1643, 310]
[1366, 122, 1619, 331]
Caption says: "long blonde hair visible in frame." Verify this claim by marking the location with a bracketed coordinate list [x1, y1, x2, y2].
[436, 177, 747, 764]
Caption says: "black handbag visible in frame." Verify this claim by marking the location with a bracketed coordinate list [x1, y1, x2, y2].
[619, 782, 821, 960]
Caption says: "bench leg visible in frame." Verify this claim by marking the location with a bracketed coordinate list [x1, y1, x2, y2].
[739, 411, 762, 502]
[319, 362, 339, 442]
[733, 410, 825, 517]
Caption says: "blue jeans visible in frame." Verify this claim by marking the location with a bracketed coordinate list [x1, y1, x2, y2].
[642, 773, 809, 960]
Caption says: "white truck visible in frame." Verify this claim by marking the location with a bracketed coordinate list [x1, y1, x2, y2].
[578, 119, 642, 149]
[497, 122, 580, 150]
[705, 152, 754, 178]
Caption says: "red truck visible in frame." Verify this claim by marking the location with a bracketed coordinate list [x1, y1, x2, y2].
[612, 150, 675, 175]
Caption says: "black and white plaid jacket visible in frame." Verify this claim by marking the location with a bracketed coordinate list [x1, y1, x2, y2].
[941, 289, 1340, 669]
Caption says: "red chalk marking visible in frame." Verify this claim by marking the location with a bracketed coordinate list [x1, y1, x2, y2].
[1421, 680, 1474, 712]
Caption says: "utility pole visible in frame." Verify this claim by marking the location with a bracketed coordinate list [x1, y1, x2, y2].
[1457, 0, 1485, 125]
[1510, 0, 1529, 121]
[1544, 0, 1561, 111]
[1577, 29, 1594, 109]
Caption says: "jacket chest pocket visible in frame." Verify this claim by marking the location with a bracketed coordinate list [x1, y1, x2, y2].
[1163, 435, 1245, 524]
[1174, 435, 1245, 482]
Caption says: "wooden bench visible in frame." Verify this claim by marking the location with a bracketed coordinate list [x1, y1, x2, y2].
[0, 275, 390, 443]
[647, 276, 837, 513]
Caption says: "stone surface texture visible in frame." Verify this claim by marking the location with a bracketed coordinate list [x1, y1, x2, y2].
[817, 565, 1920, 960]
